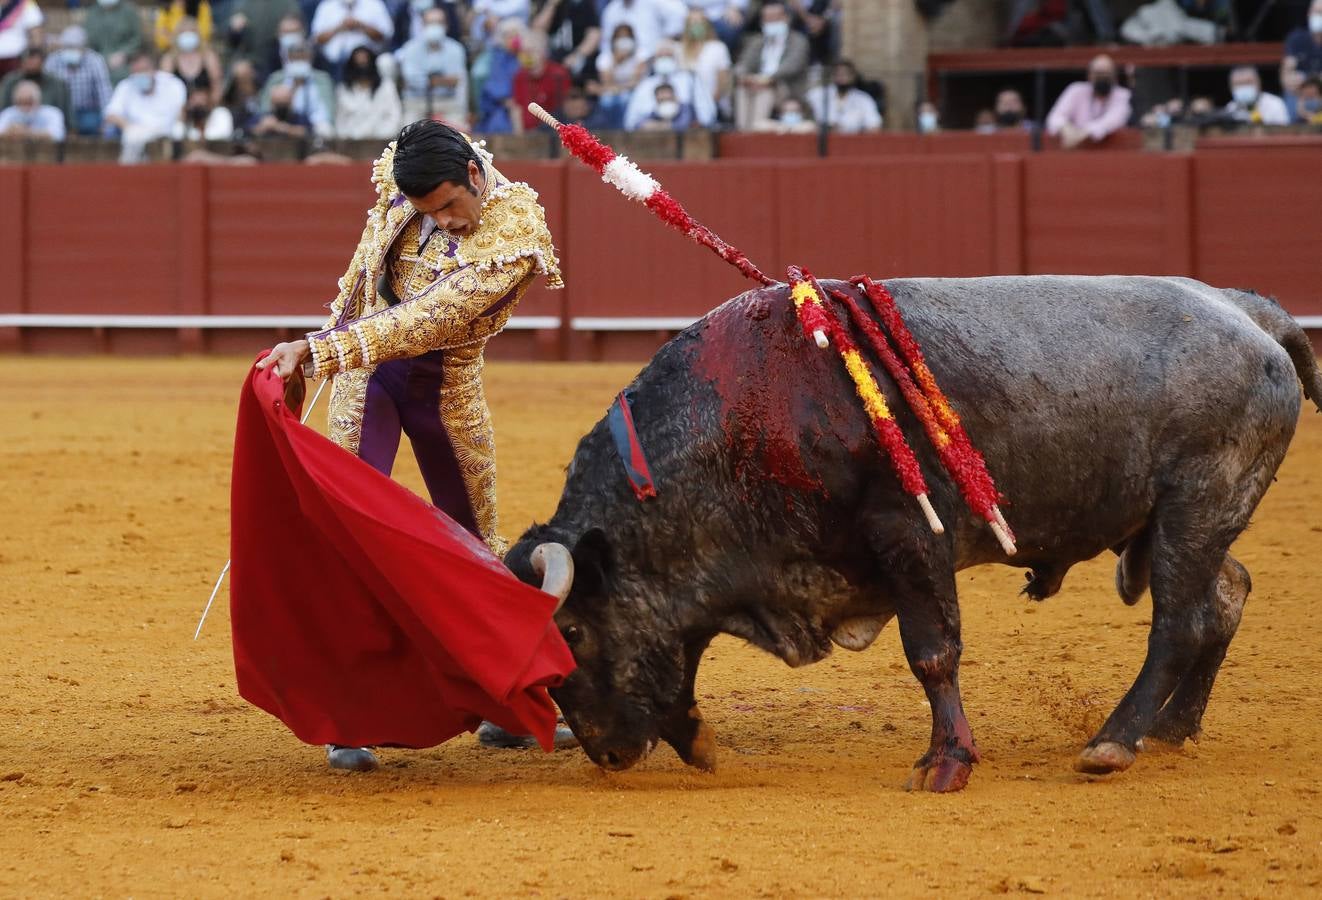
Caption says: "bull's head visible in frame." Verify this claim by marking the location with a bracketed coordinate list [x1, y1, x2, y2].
[516, 529, 717, 773]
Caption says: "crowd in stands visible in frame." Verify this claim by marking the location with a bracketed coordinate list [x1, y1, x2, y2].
[0, 0, 1317, 161]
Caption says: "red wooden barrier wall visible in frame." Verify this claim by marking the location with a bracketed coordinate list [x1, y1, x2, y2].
[2, 147, 1320, 358]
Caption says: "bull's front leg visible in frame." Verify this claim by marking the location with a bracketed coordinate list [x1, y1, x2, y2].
[891, 567, 980, 793]
[658, 635, 717, 771]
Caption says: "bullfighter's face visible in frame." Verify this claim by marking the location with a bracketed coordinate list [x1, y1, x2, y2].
[406, 159, 485, 239]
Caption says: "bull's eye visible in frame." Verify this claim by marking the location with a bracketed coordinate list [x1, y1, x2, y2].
[562, 625, 581, 646]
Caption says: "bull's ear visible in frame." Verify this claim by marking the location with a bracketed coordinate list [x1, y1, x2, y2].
[570, 527, 613, 600]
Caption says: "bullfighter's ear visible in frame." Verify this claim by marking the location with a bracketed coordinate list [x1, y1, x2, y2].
[570, 527, 613, 599]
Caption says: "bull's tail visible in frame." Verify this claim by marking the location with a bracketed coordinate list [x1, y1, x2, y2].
[1224, 290, 1322, 413]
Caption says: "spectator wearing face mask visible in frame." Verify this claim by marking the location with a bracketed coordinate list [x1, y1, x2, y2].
[0, 0, 42, 79]
[804, 59, 881, 134]
[597, 0, 678, 73]
[751, 94, 814, 133]
[173, 83, 233, 139]
[397, 7, 469, 127]
[0, 47, 72, 130]
[393, 0, 464, 53]
[155, 0, 213, 53]
[0, 80, 65, 140]
[733, 1, 809, 131]
[677, 10, 730, 112]
[471, 0, 533, 49]
[161, 18, 223, 105]
[973, 108, 997, 133]
[683, 0, 748, 55]
[336, 45, 401, 138]
[634, 81, 692, 130]
[993, 88, 1034, 131]
[270, 14, 310, 77]
[227, 0, 301, 79]
[513, 31, 572, 132]
[103, 52, 187, 162]
[1285, 0, 1322, 79]
[588, 23, 647, 128]
[623, 39, 714, 129]
[531, 0, 602, 84]
[915, 100, 941, 134]
[311, 0, 394, 69]
[1223, 66, 1290, 126]
[473, 18, 525, 133]
[85, 0, 144, 83]
[251, 80, 314, 139]
[43, 27, 112, 136]
[1045, 53, 1132, 149]
[261, 41, 335, 135]
[221, 58, 262, 130]
[1295, 77, 1322, 124]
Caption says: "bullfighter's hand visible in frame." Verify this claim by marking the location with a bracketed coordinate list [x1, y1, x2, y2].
[256, 340, 311, 381]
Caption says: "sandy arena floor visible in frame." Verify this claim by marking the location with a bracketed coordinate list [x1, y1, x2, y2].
[1, 356, 1320, 898]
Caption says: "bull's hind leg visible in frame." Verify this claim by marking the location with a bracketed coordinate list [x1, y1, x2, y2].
[1146, 555, 1251, 745]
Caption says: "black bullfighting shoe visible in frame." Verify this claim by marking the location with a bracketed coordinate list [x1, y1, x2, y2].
[476, 719, 578, 750]
[326, 745, 380, 772]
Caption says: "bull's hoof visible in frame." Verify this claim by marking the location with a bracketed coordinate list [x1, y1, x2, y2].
[1074, 741, 1136, 774]
[904, 756, 973, 793]
[684, 719, 718, 772]
[326, 745, 379, 772]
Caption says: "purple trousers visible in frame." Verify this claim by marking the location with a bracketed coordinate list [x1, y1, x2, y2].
[356, 349, 481, 538]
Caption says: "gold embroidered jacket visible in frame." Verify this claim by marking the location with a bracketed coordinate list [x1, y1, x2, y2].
[306, 142, 562, 379]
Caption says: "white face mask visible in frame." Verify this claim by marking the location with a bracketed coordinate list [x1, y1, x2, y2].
[613, 36, 635, 55]
[132, 71, 154, 92]
[279, 32, 302, 51]
[97, 0, 120, 7]
[918, 110, 938, 133]
[779, 109, 803, 126]
[60, 48, 84, 66]
[1232, 84, 1258, 106]
[655, 99, 680, 119]
[177, 32, 200, 52]
[423, 22, 446, 43]
[286, 59, 313, 79]
[1311, 13, 1322, 33]
[763, 20, 788, 39]
[652, 55, 676, 76]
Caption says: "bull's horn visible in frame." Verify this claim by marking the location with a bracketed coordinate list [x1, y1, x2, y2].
[530, 543, 574, 610]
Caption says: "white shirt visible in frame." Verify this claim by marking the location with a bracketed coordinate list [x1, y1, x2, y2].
[311, 0, 395, 65]
[0, 1, 42, 60]
[1225, 91, 1291, 126]
[105, 72, 188, 139]
[172, 106, 234, 140]
[598, 0, 676, 67]
[624, 69, 715, 128]
[335, 81, 402, 139]
[679, 39, 730, 103]
[0, 103, 65, 140]
[806, 85, 882, 134]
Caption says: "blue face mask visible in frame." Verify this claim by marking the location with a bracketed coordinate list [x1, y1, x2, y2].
[132, 72, 154, 92]
[286, 59, 312, 79]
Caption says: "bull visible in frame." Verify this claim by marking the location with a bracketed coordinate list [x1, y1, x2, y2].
[511, 275, 1322, 792]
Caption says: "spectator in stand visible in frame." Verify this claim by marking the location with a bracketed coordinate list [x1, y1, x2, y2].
[513, 31, 572, 131]
[397, 6, 469, 127]
[312, 0, 395, 70]
[787, 0, 838, 66]
[733, 1, 808, 131]
[44, 27, 112, 136]
[1285, 0, 1322, 78]
[271, 14, 310, 73]
[104, 52, 186, 162]
[0, 47, 72, 130]
[1045, 53, 1131, 148]
[1281, 56, 1304, 116]
[161, 18, 223, 105]
[1295, 77, 1322, 124]
[632, 80, 692, 129]
[0, 80, 64, 140]
[588, 22, 647, 128]
[804, 59, 881, 134]
[251, 80, 313, 138]
[86, 0, 144, 83]
[471, 0, 533, 46]
[155, 0, 214, 53]
[261, 40, 334, 135]
[559, 84, 609, 126]
[532, 0, 601, 84]
[623, 38, 713, 128]
[1224, 65, 1290, 126]
[0, 0, 42, 79]
[221, 58, 262, 129]
[677, 9, 730, 114]
[994, 87, 1034, 130]
[393, 0, 464, 53]
[751, 93, 814, 132]
[473, 18, 524, 132]
[174, 82, 234, 138]
[226, 0, 301, 80]
[335, 45, 401, 137]
[1120, 0, 1229, 46]
[973, 108, 997, 133]
[684, 0, 747, 55]
[916, 99, 940, 134]
[1006, 0, 1114, 46]
[597, 0, 678, 70]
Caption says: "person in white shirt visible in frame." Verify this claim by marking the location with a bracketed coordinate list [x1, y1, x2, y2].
[677, 9, 730, 111]
[596, 0, 679, 73]
[397, 6, 469, 127]
[804, 58, 879, 133]
[590, 22, 647, 127]
[750, 93, 815, 133]
[104, 53, 187, 163]
[732, 1, 808, 130]
[335, 45, 402, 139]
[172, 83, 234, 140]
[0, 0, 43, 72]
[623, 39, 714, 128]
[683, 0, 747, 50]
[1224, 65, 1291, 126]
[0, 80, 65, 141]
[311, 0, 394, 68]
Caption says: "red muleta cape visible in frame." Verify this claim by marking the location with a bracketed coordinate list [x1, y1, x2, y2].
[229, 362, 575, 751]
